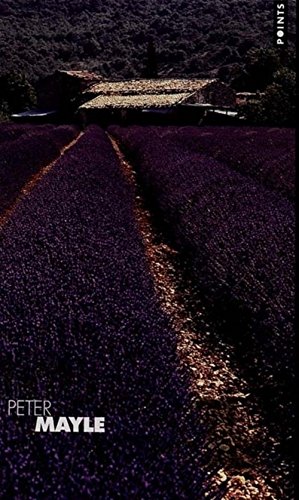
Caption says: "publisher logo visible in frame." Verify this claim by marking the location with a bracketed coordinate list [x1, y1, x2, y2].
[274, 1, 288, 46]
[7, 400, 106, 433]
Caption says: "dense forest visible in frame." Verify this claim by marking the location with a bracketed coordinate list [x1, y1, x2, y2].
[0, 0, 296, 81]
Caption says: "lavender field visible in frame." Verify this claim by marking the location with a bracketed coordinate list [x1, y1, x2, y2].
[0, 123, 295, 499]
[0, 124, 79, 216]
[0, 123, 56, 145]
[126, 126, 295, 201]
[110, 125, 295, 403]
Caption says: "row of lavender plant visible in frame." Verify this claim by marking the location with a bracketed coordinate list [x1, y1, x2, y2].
[0, 125, 79, 215]
[0, 126, 206, 498]
[109, 125, 295, 407]
[0, 123, 56, 145]
[141, 126, 295, 201]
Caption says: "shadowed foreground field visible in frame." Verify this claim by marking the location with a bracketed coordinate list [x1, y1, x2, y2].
[0, 124, 295, 499]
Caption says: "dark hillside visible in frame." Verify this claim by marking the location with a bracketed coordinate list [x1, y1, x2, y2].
[0, 0, 296, 81]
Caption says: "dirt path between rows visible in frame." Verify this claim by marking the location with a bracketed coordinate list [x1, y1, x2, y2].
[0, 132, 84, 229]
[108, 133, 293, 500]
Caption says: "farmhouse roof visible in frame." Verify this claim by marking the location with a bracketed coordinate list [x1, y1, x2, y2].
[84, 78, 216, 96]
[58, 70, 103, 83]
[80, 92, 194, 110]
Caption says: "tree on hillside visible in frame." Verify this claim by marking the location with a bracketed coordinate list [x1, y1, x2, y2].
[240, 68, 296, 126]
[144, 39, 158, 78]
[244, 48, 281, 89]
[0, 72, 36, 119]
[230, 48, 281, 91]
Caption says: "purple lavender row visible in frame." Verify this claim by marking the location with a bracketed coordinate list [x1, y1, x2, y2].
[0, 123, 56, 145]
[0, 125, 79, 215]
[0, 126, 206, 498]
[157, 126, 295, 201]
[110, 125, 295, 400]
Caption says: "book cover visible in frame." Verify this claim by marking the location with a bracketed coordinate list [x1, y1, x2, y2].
[0, 1, 295, 498]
